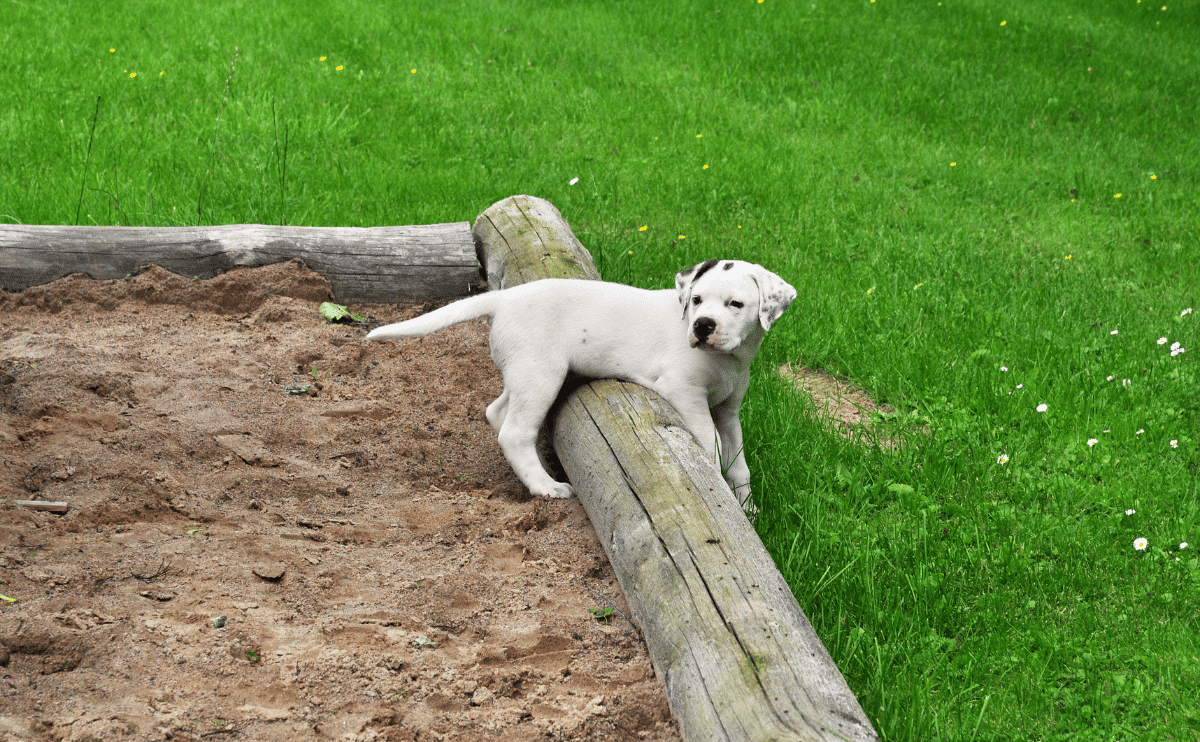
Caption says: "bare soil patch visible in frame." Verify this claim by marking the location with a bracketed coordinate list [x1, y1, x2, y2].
[777, 364, 891, 440]
[0, 261, 678, 742]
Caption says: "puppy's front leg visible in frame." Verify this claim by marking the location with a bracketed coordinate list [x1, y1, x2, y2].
[713, 401, 752, 507]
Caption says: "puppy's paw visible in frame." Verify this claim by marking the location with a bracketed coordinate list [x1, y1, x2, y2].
[533, 481, 575, 499]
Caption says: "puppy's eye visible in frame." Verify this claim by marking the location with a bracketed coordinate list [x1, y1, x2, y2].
[692, 296, 702, 306]
[729, 300, 744, 309]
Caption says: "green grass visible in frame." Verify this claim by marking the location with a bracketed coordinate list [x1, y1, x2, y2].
[4, 0, 1199, 739]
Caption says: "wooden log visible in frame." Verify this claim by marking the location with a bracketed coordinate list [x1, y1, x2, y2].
[473, 195, 879, 742]
[553, 383, 878, 742]
[0, 223, 482, 304]
[471, 195, 600, 288]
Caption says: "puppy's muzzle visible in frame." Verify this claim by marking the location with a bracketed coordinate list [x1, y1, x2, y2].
[692, 317, 716, 347]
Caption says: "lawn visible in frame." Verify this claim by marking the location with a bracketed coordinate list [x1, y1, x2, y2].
[3, 0, 1198, 738]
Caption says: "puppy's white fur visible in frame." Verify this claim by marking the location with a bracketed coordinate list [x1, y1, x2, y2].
[367, 259, 795, 508]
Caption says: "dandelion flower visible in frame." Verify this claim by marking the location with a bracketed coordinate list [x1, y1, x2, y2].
[702, 164, 709, 170]
[110, 48, 116, 53]
[997, 454, 1009, 464]
[1159, 337, 1169, 345]
[638, 225, 648, 232]
[1001, 20, 1007, 26]
[951, 162, 957, 167]
[129, 72, 136, 78]
[569, 177, 579, 186]
[1114, 193, 1123, 198]
[320, 56, 327, 61]
[1036, 403, 1048, 412]
[1065, 254, 1072, 260]
[1151, 174, 1157, 180]
[1170, 440, 1178, 448]
[336, 65, 344, 71]
[1126, 509, 1136, 516]
[678, 235, 687, 240]
[696, 134, 703, 138]
[1134, 537, 1148, 551]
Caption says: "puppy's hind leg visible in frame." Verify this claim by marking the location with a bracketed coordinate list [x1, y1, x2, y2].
[493, 363, 574, 499]
[485, 390, 509, 433]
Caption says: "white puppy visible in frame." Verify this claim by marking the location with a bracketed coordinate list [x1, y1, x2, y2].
[366, 260, 795, 507]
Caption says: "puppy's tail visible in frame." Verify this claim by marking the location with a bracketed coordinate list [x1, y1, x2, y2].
[366, 292, 501, 341]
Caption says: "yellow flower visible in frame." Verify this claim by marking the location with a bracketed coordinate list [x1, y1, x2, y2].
[109, 48, 116, 53]
[950, 162, 957, 167]
[627, 250, 633, 255]
[320, 56, 327, 61]
[678, 235, 687, 240]
[638, 225, 648, 231]
[159, 71, 164, 76]
[1114, 193, 1122, 198]
[336, 65, 344, 71]
[702, 164, 709, 170]
[1151, 174, 1157, 180]
[1065, 254, 1072, 259]
[129, 72, 136, 78]
[695, 134, 702, 138]
[411, 69, 417, 73]
[1001, 20, 1007, 26]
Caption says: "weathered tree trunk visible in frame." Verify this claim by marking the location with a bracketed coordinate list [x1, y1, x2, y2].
[0, 223, 482, 303]
[473, 195, 880, 742]
[471, 196, 600, 288]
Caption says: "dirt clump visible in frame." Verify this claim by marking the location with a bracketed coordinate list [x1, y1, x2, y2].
[0, 262, 678, 741]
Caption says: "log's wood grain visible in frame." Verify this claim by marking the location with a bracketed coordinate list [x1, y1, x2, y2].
[473, 194, 880, 742]
[0, 223, 483, 303]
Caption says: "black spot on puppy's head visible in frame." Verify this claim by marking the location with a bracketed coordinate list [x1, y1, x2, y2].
[690, 259, 721, 284]
[723, 262, 734, 270]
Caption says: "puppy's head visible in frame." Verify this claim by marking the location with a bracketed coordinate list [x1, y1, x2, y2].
[675, 260, 796, 355]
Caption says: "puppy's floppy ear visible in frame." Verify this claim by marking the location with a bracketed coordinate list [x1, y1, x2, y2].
[751, 266, 797, 331]
[675, 265, 696, 320]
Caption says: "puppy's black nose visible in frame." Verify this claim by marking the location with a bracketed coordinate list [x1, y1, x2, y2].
[693, 317, 716, 341]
